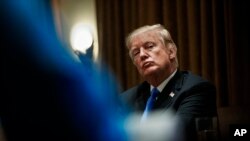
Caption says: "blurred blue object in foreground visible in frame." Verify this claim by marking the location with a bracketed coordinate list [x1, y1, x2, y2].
[1, 1, 183, 141]
[1, 1, 127, 141]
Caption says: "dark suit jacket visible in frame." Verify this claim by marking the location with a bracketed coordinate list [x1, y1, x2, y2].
[121, 70, 217, 141]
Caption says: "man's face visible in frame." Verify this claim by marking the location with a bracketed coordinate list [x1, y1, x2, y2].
[129, 31, 175, 79]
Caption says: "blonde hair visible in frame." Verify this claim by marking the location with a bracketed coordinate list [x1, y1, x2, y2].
[125, 24, 178, 67]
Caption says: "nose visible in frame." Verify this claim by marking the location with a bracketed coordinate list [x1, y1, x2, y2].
[139, 48, 148, 60]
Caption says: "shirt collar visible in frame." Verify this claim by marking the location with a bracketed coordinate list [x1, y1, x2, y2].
[150, 69, 177, 92]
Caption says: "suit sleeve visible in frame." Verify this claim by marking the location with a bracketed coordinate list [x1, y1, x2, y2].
[175, 82, 217, 141]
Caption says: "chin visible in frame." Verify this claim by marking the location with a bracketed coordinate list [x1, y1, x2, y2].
[141, 68, 159, 78]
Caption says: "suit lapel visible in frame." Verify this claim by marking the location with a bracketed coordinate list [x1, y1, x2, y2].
[135, 82, 151, 111]
[154, 70, 185, 109]
[133, 70, 186, 112]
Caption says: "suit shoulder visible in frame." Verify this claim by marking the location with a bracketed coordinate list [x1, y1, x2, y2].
[121, 81, 148, 94]
[182, 71, 209, 83]
[120, 81, 148, 102]
[180, 71, 215, 90]
[121, 85, 138, 97]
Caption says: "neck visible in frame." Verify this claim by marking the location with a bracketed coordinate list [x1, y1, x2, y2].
[146, 67, 177, 87]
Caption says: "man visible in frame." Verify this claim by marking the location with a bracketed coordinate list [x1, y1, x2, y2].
[121, 24, 217, 141]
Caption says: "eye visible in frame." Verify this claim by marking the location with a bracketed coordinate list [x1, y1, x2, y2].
[145, 42, 155, 50]
[131, 49, 139, 57]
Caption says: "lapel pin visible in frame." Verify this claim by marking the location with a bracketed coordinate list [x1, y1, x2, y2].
[169, 92, 175, 97]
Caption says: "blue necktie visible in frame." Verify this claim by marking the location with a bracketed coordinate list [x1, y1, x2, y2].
[141, 87, 160, 122]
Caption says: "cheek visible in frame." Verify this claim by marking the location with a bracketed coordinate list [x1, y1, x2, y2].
[153, 51, 168, 60]
[136, 65, 144, 75]
[134, 61, 141, 70]
[154, 52, 171, 65]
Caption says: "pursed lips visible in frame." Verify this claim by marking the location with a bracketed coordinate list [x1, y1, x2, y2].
[141, 61, 153, 69]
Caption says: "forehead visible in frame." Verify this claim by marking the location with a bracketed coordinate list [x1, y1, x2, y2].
[130, 31, 160, 47]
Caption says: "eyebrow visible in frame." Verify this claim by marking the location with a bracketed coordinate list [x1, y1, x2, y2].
[144, 41, 155, 46]
[130, 41, 155, 50]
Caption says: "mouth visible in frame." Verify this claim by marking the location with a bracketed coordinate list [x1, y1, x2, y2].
[142, 62, 152, 69]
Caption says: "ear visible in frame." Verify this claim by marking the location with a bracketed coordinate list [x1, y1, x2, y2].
[169, 45, 177, 60]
